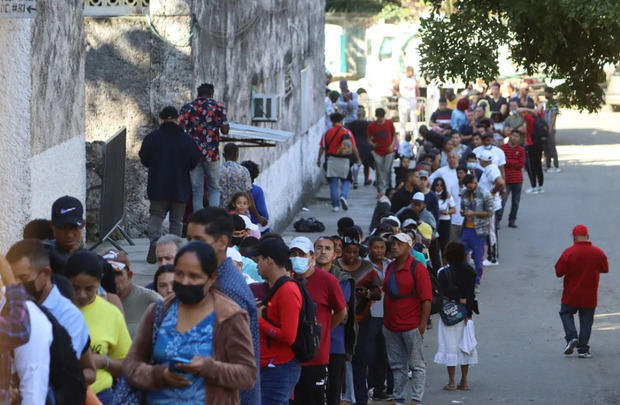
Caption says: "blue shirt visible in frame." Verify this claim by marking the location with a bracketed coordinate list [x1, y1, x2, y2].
[329, 280, 351, 355]
[249, 185, 269, 223]
[147, 301, 214, 404]
[42, 284, 90, 355]
[451, 109, 467, 132]
[215, 258, 260, 405]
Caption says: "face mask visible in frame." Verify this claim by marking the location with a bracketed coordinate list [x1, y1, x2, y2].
[291, 257, 309, 274]
[484, 145, 493, 150]
[23, 278, 43, 302]
[231, 237, 244, 247]
[173, 281, 207, 304]
[466, 162, 476, 169]
[511, 110, 518, 115]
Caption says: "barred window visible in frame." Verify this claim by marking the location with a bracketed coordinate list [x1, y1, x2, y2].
[85, 0, 149, 17]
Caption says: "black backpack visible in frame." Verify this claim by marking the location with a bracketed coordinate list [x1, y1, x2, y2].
[264, 276, 322, 363]
[532, 117, 549, 145]
[293, 217, 326, 233]
[37, 304, 87, 405]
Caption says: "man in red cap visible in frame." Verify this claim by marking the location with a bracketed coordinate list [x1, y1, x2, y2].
[555, 225, 608, 358]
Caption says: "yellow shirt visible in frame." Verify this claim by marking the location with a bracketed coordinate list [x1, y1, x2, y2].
[447, 98, 457, 110]
[81, 295, 132, 393]
[464, 193, 475, 229]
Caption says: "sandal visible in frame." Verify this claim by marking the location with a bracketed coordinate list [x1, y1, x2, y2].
[457, 384, 471, 391]
[442, 384, 457, 391]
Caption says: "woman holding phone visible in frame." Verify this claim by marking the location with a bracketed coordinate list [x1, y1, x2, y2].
[122, 242, 256, 404]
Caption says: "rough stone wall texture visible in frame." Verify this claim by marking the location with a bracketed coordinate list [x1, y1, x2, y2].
[85, 0, 325, 237]
[0, 0, 85, 252]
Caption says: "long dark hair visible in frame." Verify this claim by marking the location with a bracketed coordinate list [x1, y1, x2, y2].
[432, 177, 448, 201]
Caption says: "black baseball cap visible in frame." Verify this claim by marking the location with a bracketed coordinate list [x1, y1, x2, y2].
[159, 106, 179, 120]
[256, 238, 290, 268]
[51, 196, 84, 227]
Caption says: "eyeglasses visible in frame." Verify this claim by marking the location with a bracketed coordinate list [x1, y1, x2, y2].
[342, 236, 359, 245]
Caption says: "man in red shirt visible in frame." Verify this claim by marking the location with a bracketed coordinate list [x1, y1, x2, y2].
[383, 233, 432, 405]
[367, 108, 397, 198]
[555, 225, 609, 358]
[520, 108, 544, 194]
[256, 238, 303, 403]
[290, 237, 347, 404]
[500, 129, 525, 228]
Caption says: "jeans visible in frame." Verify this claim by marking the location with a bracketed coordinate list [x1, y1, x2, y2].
[327, 177, 351, 208]
[544, 130, 559, 168]
[371, 151, 395, 195]
[189, 159, 221, 209]
[294, 365, 328, 405]
[147, 200, 185, 242]
[327, 354, 346, 405]
[526, 144, 544, 188]
[502, 182, 522, 222]
[368, 318, 393, 396]
[559, 304, 595, 354]
[342, 362, 355, 402]
[352, 319, 373, 405]
[96, 388, 114, 405]
[461, 227, 486, 285]
[383, 327, 426, 405]
[261, 360, 301, 405]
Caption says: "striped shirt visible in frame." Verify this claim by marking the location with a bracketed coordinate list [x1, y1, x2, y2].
[501, 143, 526, 184]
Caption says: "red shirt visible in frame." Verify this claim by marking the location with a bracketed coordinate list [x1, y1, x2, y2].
[383, 255, 433, 332]
[523, 114, 535, 146]
[320, 125, 357, 155]
[366, 120, 396, 156]
[555, 241, 609, 308]
[259, 281, 302, 367]
[299, 268, 346, 366]
[500, 143, 525, 184]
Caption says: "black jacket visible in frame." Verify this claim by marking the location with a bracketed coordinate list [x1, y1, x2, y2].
[139, 122, 201, 202]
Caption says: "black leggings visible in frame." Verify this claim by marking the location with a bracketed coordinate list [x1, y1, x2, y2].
[526, 144, 544, 188]
[438, 219, 452, 256]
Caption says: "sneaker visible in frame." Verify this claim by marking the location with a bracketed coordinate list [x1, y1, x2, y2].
[555, 168, 561, 173]
[537, 186, 545, 194]
[373, 392, 393, 401]
[339, 196, 349, 211]
[483, 259, 498, 267]
[332, 206, 340, 212]
[353, 182, 359, 189]
[475, 285, 481, 294]
[508, 222, 518, 228]
[564, 338, 579, 355]
[146, 241, 157, 264]
[364, 179, 372, 186]
[525, 187, 537, 194]
[578, 352, 592, 359]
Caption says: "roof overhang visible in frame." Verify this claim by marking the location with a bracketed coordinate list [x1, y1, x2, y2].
[222, 123, 295, 147]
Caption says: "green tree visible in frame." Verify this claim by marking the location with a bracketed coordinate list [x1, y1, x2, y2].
[418, 0, 620, 111]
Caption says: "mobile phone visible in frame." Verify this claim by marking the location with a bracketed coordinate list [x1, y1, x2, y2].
[168, 356, 191, 373]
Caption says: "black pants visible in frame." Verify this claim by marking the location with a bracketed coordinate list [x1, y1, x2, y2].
[438, 219, 451, 257]
[526, 144, 544, 188]
[429, 238, 441, 275]
[327, 355, 346, 405]
[294, 365, 328, 405]
[502, 182, 523, 223]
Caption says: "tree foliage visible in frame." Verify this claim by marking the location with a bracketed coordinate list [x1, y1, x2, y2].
[418, 0, 620, 111]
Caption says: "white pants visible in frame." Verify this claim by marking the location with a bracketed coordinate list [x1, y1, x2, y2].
[398, 98, 417, 139]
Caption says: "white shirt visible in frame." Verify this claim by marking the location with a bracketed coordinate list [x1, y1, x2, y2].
[43, 284, 90, 356]
[399, 76, 417, 104]
[473, 145, 506, 168]
[451, 185, 465, 226]
[479, 163, 503, 211]
[438, 196, 456, 220]
[14, 301, 52, 405]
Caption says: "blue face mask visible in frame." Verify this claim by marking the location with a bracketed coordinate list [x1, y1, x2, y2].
[466, 162, 476, 169]
[291, 257, 309, 274]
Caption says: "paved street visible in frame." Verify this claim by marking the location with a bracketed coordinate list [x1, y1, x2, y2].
[114, 109, 620, 404]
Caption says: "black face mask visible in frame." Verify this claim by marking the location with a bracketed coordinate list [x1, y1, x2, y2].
[24, 278, 44, 302]
[231, 237, 245, 247]
[173, 281, 207, 305]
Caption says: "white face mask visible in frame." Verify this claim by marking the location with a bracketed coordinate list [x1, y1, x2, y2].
[291, 257, 309, 274]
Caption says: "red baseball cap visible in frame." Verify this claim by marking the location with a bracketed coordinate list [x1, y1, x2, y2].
[572, 224, 589, 236]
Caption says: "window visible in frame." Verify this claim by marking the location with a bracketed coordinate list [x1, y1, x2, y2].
[379, 37, 395, 61]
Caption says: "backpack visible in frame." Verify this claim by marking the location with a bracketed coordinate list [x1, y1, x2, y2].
[335, 131, 354, 156]
[37, 304, 87, 405]
[385, 259, 442, 315]
[293, 217, 325, 233]
[532, 116, 549, 145]
[264, 276, 322, 363]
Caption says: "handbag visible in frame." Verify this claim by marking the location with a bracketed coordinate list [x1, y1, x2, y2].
[438, 267, 468, 326]
[112, 300, 164, 405]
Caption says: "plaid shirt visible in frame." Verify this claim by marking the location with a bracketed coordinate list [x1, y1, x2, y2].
[0, 284, 31, 402]
[179, 97, 229, 162]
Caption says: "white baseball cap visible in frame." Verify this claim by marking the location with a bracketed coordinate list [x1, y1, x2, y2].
[239, 215, 259, 231]
[226, 247, 243, 263]
[289, 236, 314, 254]
[402, 218, 418, 229]
[390, 232, 413, 247]
[380, 215, 401, 228]
[412, 192, 425, 202]
[479, 150, 493, 162]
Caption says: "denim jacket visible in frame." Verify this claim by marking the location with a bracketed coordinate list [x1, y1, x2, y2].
[460, 187, 494, 236]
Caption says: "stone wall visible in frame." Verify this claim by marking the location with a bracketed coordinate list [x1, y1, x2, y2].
[0, 0, 85, 252]
[84, 0, 326, 238]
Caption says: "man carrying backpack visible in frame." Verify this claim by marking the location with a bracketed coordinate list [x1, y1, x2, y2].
[383, 233, 432, 405]
[289, 237, 347, 405]
[318, 112, 362, 212]
[255, 238, 303, 404]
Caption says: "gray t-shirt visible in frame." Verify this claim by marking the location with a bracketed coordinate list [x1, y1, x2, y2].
[122, 284, 161, 337]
